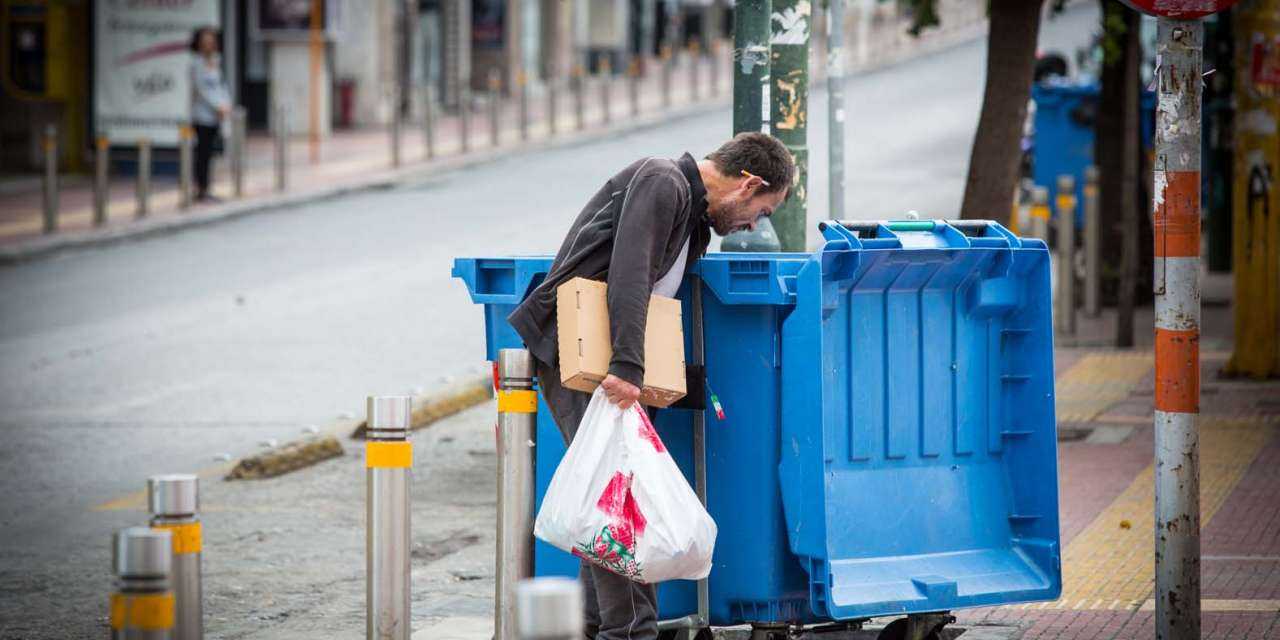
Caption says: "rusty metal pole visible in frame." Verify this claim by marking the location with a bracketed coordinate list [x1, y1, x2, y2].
[136, 138, 152, 219]
[42, 125, 58, 233]
[769, 0, 811, 251]
[94, 136, 110, 227]
[1056, 174, 1077, 336]
[573, 65, 585, 131]
[628, 60, 641, 117]
[1152, 19, 1202, 640]
[1084, 166, 1101, 317]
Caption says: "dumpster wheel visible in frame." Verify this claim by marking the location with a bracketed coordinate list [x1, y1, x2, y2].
[875, 613, 954, 640]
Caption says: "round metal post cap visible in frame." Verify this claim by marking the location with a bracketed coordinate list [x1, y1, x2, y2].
[366, 396, 412, 431]
[497, 349, 534, 382]
[517, 577, 583, 639]
[148, 474, 199, 516]
[113, 527, 172, 577]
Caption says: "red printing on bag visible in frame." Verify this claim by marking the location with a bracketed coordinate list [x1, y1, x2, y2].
[633, 405, 666, 453]
[573, 471, 649, 579]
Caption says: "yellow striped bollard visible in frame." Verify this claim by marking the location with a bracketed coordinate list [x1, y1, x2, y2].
[149, 475, 202, 640]
[111, 527, 175, 639]
[366, 396, 412, 640]
[495, 349, 536, 640]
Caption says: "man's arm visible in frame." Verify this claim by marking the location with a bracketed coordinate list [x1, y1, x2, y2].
[604, 173, 685, 405]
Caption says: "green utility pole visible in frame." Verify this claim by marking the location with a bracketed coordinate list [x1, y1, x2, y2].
[769, 0, 810, 251]
[733, 0, 771, 134]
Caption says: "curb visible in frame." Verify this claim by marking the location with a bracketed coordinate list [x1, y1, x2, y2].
[0, 98, 728, 266]
[224, 373, 495, 481]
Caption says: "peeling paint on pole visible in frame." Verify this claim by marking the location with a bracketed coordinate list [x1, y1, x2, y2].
[769, 0, 809, 251]
[732, 0, 771, 136]
[1153, 18, 1203, 640]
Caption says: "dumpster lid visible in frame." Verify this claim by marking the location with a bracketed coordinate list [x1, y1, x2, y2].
[778, 220, 1062, 619]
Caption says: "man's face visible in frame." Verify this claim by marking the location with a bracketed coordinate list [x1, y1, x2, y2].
[708, 179, 787, 236]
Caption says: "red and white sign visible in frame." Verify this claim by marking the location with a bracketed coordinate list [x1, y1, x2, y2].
[1118, 0, 1240, 18]
[94, 0, 220, 146]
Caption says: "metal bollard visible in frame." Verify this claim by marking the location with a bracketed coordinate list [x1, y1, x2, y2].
[366, 396, 412, 640]
[1083, 166, 1101, 318]
[460, 87, 472, 153]
[489, 69, 502, 148]
[231, 107, 246, 198]
[178, 126, 194, 209]
[273, 106, 288, 192]
[599, 59, 612, 125]
[136, 138, 152, 219]
[661, 47, 673, 108]
[42, 124, 58, 234]
[547, 77, 560, 136]
[689, 41, 701, 102]
[516, 578, 582, 640]
[390, 88, 402, 168]
[710, 41, 721, 97]
[628, 60, 641, 117]
[517, 72, 529, 142]
[1029, 185, 1050, 242]
[1056, 174, 1077, 336]
[94, 136, 110, 227]
[573, 65, 586, 131]
[422, 85, 437, 160]
[149, 475, 202, 640]
[111, 527, 174, 639]
[495, 349, 537, 640]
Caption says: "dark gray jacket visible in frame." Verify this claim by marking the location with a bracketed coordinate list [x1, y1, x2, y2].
[508, 153, 711, 387]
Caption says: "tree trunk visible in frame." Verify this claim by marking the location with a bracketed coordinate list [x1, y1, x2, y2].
[958, 0, 1045, 219]
[1102, 4, 1141, 348]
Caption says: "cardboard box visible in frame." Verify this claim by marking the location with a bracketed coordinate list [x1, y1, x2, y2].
[556, 277, 687, 407]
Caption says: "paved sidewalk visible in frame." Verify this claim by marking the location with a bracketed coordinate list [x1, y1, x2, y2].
[953, 277, 1280, 639]
[0, 51, 733, 260]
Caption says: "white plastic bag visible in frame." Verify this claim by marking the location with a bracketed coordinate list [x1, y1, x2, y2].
[534, 388, 717, 584]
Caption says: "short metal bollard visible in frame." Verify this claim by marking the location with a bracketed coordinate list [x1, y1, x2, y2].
[517, 72, 530, 142]
[661, 47, 673, 108]
[1029, 185, 1050, 242]
[149, 475, 202, 640]
[689, 40, 702, 102]
[489, 69, 502, 148]
[390, 88, 402, 168]
[516, 578, 583, 640]
[94, 135, 110, 227]
[230, 107, 246, 198]
[547, 77, 560, 136]
[628, 60, 641, 117]
[1056, 174, 1077, 336]
[460, 87, 472, 153]
[496, 349, 537, 640]
[573, 66, 586, 131]
[136, 138, 152, 219]
[598, 59, 612, 125]
[42, 124, 58, 234]
[1083, 165, 1101, 318]
[111, 527, 174, 639]
[178, 126, 194, 209]
[366, 396, 413, 640]
[273, 106, 289, 192]
[422, 85, 437, 160]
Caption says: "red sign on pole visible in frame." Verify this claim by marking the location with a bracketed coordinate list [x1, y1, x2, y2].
[1118, 0, 1240, 18]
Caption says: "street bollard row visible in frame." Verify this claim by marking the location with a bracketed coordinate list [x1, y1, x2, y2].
[366, 395, 413, 640]
[495, 349, 537, 640]
[31, 47, 732, 238]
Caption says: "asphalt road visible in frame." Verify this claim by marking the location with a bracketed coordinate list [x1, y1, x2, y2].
[0, 3, 1098, 636]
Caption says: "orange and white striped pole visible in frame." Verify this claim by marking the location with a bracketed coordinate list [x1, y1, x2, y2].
[1152, 18, 1202, 640]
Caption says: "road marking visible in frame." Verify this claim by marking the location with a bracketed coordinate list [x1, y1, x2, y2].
[1138, 599, 1280, 613]
[1055, 352, 1153, 423]
[1049, 416, 1276, 609]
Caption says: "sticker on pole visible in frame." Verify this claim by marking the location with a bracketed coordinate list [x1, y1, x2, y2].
[1117, 0, 1239, 19]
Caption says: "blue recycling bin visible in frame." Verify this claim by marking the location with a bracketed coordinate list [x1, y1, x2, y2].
[453, 219, 1062, 625]
[1031, 81, 1155, 228]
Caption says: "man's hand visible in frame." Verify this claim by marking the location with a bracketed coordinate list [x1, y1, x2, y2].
[600, 374, 641, 409]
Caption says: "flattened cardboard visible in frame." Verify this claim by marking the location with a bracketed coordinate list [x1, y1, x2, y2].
[555, 277, 687, 407]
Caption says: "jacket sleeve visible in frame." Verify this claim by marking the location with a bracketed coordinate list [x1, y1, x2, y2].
[605, 173, 686, 387]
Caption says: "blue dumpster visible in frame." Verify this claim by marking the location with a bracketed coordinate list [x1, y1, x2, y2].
[453, 219, 1062, 625]
[1031, 81, 1155, 228]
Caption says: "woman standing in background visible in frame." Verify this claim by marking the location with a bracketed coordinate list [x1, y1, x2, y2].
[190, 27, 231, 202]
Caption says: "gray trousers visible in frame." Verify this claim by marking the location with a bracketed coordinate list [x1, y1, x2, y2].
[536, 358, 659, 640]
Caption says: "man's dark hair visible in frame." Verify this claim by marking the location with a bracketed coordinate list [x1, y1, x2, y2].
[705, 132, 796, 195]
